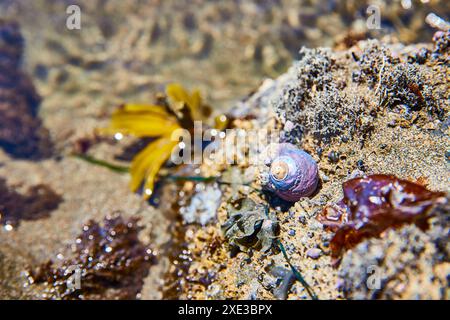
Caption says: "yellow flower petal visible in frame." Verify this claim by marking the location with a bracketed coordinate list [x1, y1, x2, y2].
[166, 83, 202, 120]
[166, 83, 190, 107]
[118, 104, 169, 116]
[109, 112, 179, 137]
[214, 114, 229, 130]
[129, 136, 178, 196]
[141, 138, 178, 199]
[129, 137, 168, 192]
[190, 89, 202, 110]
[97, 103, 179, 138]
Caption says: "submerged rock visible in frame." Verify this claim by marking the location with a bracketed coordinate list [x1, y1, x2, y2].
[0, 20, 53, 159]
[0, 177, 62, 228]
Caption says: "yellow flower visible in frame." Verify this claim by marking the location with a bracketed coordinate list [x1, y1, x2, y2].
[100, 83, 208, 199]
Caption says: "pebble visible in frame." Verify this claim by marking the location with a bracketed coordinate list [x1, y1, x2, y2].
[316, 147, 323, 157]
[328, 151, 340, 163]
[288, 229, 296, 236]
[285, 243, 296, 254]
[284, 120, 295, 131]
[306, 248, 322, 259]
[356, 159, 366, 171]
[321, 173, 330, 182]
[298, 216, 307, 225]
[309, 220, 323, 231]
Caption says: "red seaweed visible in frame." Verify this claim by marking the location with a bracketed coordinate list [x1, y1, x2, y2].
[0, 177, 62, 227]
[28, 214, 156, 299]
[317, 174, 447, 265]
[0, 19, 53, 159]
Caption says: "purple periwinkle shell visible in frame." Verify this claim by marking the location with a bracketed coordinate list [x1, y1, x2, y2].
[265, 143, 319, 202]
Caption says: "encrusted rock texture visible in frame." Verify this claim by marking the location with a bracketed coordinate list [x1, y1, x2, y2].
[164, 32, 449, 300]
[338, 203, 449, 299]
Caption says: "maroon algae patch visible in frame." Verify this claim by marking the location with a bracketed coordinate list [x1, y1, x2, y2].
[317, 174, 447, 264]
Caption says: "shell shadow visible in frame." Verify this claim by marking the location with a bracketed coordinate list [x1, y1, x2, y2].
[262, 177, 323, 212]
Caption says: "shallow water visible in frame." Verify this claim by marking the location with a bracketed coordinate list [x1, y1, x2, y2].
[1, 0, 448, 110]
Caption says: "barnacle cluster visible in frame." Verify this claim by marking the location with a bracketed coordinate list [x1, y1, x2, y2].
[356, 42, 437, 115]
[275, 29, 449, 147]
[100, 83, 211, 199]
[221, 199, 279, 252]
[274, 47, 366, 144]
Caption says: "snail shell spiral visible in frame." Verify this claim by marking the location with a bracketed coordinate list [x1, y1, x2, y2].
[264, 143, 319, 202]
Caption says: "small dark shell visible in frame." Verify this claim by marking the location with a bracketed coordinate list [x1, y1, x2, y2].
[264, 143, 319, 202]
